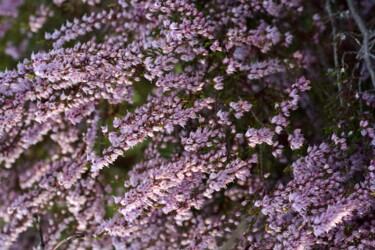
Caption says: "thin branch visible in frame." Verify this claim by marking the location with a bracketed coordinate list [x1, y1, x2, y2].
[325, 0, 343, 105]
[346, 0, 375, 89]
[33, 214, 45, 250]
[38, 219, 45, 249]
[219, 217, 248, 250]
[52, 233, 85, 250]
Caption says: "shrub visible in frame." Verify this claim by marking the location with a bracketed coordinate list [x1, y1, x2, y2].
[0, 0, 374, 249]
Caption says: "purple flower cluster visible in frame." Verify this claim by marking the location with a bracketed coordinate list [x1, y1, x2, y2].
[0, 0, 374, 249]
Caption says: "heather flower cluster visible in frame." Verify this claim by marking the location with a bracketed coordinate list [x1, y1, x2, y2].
[0, 0, 374, 249]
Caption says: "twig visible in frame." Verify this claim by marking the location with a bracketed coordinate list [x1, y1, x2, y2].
[358, 77, 363, 113]
[325, 0, 344, 105]
[52, 233, 85, 250]
[346, 0, 375, 89]
[34, 214, 45, 250]
[219, 217, 248, 250]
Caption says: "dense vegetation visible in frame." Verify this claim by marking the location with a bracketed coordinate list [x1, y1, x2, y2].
[0, 0, 374, 249]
